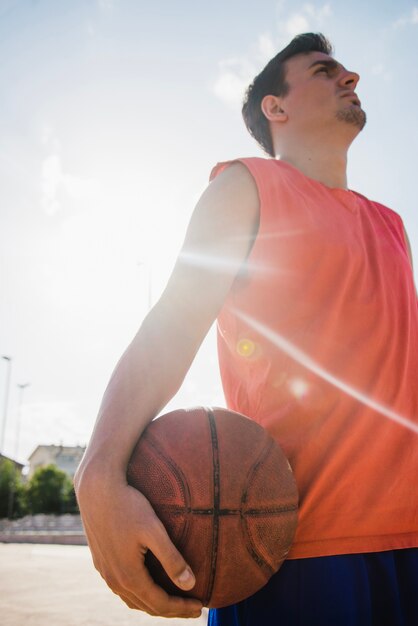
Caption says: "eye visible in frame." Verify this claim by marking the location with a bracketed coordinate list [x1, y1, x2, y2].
[315, 66, 329, 74]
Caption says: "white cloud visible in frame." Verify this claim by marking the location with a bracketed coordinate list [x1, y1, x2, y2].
[393, 6, 418, 28]
[258, 32, 277, 59]
[213, 58, 256, 109]
[40, 153, 100, 216]
[303, 3, 332, 20]
[281, 3, 332, 39]
[285, 14, 310, 38]
[212, 2, 332, 108]
[39, 123, 101, 215]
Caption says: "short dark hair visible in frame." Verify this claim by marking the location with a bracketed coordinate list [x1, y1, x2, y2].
[242, 33, 333, 157]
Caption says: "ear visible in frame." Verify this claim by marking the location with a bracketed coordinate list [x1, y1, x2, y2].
[261, 95, 288, 123]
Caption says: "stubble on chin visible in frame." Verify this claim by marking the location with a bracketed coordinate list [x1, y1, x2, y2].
[336, 106, 367, 130]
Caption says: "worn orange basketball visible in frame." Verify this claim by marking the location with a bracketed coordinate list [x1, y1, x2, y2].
[127, 407, 298, 608]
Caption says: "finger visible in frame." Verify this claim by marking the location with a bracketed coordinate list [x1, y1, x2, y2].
[119, 580, 202, 618]
[117, 593, 157, 615]
[117, 594, 141, 611]
[142, 590, 203, 618]
[145, 516, 196, 591]
[107, 567, 158, 613]
[132, 560, 203, 618]
[97, 551, 202, 617]
[114, 580, 158, 615]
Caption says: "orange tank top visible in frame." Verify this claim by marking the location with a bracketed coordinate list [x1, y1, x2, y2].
[211, 157, 418, 559]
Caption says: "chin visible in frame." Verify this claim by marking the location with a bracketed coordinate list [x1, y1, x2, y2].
[336, 107, 367, 130]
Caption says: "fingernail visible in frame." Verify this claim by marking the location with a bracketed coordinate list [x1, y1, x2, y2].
[178, 567, 194, 587]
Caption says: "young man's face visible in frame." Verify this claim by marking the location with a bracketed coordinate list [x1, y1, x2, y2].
[279, 51, 366, 136]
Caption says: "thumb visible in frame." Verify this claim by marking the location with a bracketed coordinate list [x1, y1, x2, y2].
[147, 519, 196, 591]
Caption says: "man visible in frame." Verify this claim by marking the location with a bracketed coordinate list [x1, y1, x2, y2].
[75, 33, 418, 624]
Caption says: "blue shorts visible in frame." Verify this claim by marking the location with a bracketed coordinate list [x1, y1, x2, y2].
[208, 549, 418, 626]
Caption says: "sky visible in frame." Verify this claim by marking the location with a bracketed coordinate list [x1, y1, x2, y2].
[0, 0, 417, 466]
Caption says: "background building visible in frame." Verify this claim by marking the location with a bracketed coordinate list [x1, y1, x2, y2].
[0, 453, 24, 476]
[27, 445, 85, 479]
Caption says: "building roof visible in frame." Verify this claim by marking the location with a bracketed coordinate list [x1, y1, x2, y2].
[0, 453, 25, 470]
[27, 444, 86, 461]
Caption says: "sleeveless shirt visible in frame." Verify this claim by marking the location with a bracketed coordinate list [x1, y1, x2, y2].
[211, 157, 418, 559]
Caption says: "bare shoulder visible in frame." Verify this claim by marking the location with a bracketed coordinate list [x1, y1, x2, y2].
[157, 163, 260, 328]
[209, 160, 259, 195]
[185, 161, 260, 257]
[199, 161, 259, 221]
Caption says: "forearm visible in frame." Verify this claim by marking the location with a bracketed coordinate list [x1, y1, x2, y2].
[76, 301, 203, 484]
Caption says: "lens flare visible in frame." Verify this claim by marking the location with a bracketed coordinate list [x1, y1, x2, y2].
[178, 249, 291, 277]
[288, 377, 310, 399]
[230, 229, 306, 242]
[179, 228, 307, 278]
[236, 338, 256, 357]
[232, 307, 418, 435]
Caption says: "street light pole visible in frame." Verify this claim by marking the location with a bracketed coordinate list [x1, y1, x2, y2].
[14, 382, 30, 460]
[7, 381, 30, 520]
[1, 356, 12, 454]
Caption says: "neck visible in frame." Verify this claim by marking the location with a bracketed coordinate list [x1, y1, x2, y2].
[278, 144, 349, 189]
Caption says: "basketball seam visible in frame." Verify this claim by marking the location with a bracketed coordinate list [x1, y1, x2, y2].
[206, 408, 220, 607]
[155, 504, 297, 515]
[135, 435, 192, 549]
[241, 439, 285, 576]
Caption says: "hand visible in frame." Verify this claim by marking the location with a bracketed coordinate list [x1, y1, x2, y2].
[75, 467, 203, 618]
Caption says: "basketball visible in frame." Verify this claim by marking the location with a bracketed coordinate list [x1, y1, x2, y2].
[127, 406, 298, 608]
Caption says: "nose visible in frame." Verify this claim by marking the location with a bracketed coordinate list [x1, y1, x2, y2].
[339, 68, 360, 89]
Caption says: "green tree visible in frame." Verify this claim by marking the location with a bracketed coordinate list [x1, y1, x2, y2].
[61, 484, 79, 514]
[26, 465, 74, 515]
[0, 459, 26, 519]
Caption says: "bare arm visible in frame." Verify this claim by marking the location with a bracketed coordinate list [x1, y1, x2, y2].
[74, 162, 259, 617]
